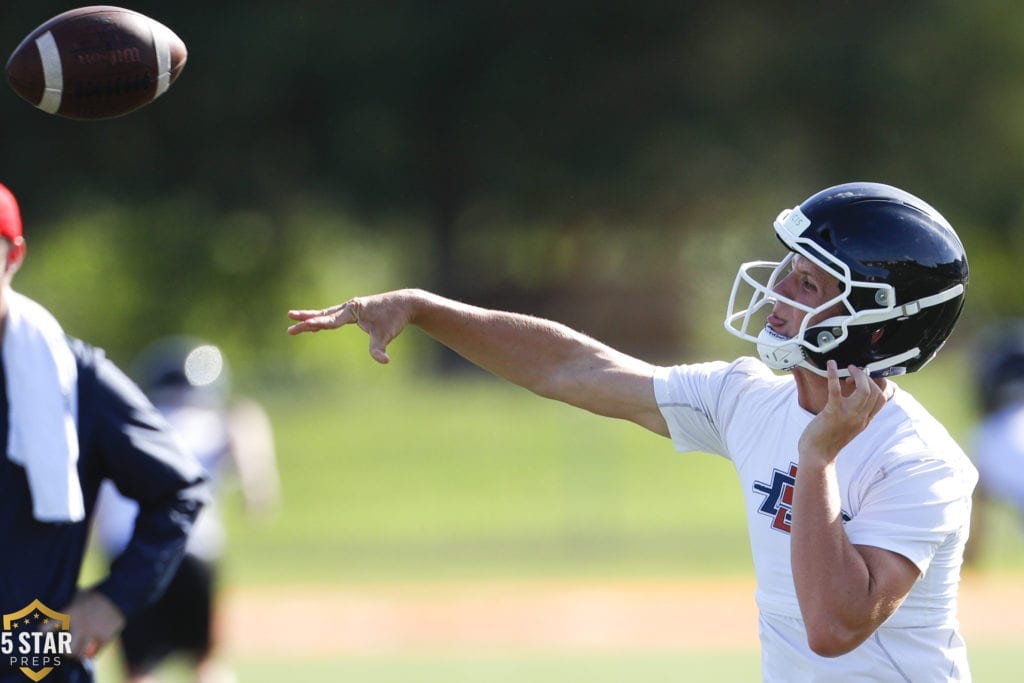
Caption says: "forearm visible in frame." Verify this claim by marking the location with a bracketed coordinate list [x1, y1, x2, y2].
[405, 289, 662, 428]
[409, 289, 601, 389]
[289, 288, 664, 431]
[790, 458, 877, 655]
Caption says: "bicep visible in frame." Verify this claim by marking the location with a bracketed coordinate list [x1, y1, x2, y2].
[855, 544, 920, 620]
[541, 348, 669, 437]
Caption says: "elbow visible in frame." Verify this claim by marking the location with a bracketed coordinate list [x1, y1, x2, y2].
[807, 636, 857, 659]
[804, 621, 869, 658]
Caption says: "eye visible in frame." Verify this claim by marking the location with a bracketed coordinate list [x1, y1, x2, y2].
[800, 274, 818, 292]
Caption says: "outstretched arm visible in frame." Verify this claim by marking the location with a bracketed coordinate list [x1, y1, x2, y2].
[288, 288, 669, 436]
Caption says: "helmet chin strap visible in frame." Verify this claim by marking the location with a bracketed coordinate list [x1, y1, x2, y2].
[799, 348, 919, 378]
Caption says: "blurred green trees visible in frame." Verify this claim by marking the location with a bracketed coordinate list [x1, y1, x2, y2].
[3, 1, 1023, 383]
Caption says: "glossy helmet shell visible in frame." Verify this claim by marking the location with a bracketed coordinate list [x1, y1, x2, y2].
[792, 182, 968, 375]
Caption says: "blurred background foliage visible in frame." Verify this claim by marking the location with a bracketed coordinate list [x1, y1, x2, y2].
[7, 11, 1024, 676]
[2, 0, 1023, 386]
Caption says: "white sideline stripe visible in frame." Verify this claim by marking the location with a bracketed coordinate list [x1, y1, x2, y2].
[35, 31, 63, 114]
[153, 25, 171, 97]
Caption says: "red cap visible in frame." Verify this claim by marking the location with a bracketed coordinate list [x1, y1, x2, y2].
[0, 183, 23, 242]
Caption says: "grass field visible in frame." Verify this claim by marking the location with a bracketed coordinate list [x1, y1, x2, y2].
[96, 643, 1024, 683]
[222, 374, 756, 585]
[87, 351, 1024, 681]
[217, 647, 1024, 682]
[226, 650, 766, 681]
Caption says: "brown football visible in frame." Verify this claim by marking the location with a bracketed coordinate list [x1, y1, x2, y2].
[5, 5, 187, 120]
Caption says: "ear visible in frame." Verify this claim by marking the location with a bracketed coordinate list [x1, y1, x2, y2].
[4, 236, 25, 276]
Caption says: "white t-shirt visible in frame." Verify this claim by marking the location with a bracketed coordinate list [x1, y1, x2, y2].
[972, 402, 1024, 514]
[654, 357, 978, 682]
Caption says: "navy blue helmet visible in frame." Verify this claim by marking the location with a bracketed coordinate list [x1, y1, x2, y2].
[726, 182, 968, 377]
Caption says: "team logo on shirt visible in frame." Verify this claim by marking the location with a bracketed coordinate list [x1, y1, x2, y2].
[754, 463, 852, 534]
[754, 463, 800, 533]
[1, 600, 72, 681]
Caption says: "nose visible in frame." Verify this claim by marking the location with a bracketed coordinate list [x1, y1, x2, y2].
[772, 267, 797, 297]
[766, 271, 801, 326]
[769, 270, 796, 307]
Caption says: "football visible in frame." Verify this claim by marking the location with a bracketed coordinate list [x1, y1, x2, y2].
[5, 5, 187, 120]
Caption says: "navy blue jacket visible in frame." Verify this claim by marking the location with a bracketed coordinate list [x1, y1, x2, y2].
[0, 338, 207, 682]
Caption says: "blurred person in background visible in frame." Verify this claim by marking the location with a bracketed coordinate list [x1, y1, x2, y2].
[288, 182, 977, 681]
[94, 337, 280, 683]
[965, 320, 1024, 564]
[0, 183, 207, 683]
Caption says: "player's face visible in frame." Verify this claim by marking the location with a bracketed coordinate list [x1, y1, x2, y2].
[766, 254, 844, 337]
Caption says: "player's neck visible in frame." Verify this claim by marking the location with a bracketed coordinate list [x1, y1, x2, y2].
[792, 366, 890, 415]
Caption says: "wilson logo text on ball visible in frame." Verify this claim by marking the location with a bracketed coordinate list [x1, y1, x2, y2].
[76, 46, 143, 67]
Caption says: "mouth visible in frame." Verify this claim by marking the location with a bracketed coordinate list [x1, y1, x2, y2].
[765, 310, 787, 327]
[761, 324, 790, 342]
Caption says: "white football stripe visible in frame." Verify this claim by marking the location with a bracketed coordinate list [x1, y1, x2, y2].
[153, 25, 171, 97]
[35, 31, 63, 114]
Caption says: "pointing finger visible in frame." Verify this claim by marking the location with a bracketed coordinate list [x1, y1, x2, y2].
[286, 303, 357, 334]
[287, 309, 328, 320]
[826, 359, 841, 402]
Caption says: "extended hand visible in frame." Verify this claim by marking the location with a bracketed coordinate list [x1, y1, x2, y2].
[798, 360, 888, 464]
[287, 292, 414, 364]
